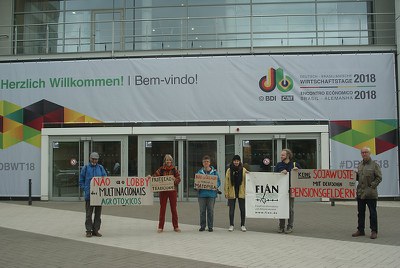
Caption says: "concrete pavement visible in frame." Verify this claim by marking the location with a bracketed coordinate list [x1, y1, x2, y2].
[0, 200, 399, 267]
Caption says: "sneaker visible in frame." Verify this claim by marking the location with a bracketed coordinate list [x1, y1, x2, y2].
[157, 229, 163, 233]
[228, 225, 234, 232]
[352, 230, 365, 237]
[241, 226, 247, 232]
[199, 227, 205, 232]
[277, 228, 285, 233]
[174, 228, 181, 233]
[208, 228, 213, 232]
[85, 231, 92, 237]
[92, 231, 102, 237]
[285, 227, 293, 234]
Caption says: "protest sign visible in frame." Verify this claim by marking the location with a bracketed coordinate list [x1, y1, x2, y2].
[246, 172, 289, 219]
[90, 176, 153, 206]
[290, 169, 356, 199]
[194, 173, 218, 190]
[151, 175, 175, 192]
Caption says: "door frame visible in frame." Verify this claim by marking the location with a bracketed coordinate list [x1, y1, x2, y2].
[41, 125, 328, 201]
[235, 132, 324, 171]
[48, 135, 127, 201]
[138, 134, 225, 201]
[41, 127, 130, 201]
[48, 136, 82, 201]
[230, 125, 329, 170]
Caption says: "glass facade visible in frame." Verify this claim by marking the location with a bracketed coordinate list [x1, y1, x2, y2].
[9, 0, 394, 55]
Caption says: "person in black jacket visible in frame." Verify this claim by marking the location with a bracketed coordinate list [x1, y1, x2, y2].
[274, 149, 300, 234]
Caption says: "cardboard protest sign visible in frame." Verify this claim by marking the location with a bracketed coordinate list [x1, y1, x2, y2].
[151, 175, 175, 192]
[290, 169, 356, 199]
[194, 173, 218, 190]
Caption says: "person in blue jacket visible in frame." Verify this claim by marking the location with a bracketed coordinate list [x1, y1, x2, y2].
[197, 155, 221, 232]
[274, 148, 300, 234]
[79, 152, 107, 238]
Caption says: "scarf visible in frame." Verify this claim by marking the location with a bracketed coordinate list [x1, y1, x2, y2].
[230, 163, 243, 186]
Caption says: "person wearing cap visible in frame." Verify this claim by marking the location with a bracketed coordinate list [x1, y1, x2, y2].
[152, 154, 181, 233]
[224, 155, 248, 232]
[274, 148, 301, 234]
[79, 152, 107, 238]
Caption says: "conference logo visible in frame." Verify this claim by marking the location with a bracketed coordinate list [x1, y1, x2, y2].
[259, 67, 293, 93]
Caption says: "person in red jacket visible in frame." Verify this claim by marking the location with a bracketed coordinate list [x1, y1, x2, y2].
[153, 154, 181, 233]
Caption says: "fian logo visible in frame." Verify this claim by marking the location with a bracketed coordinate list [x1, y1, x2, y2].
[259, 67, 293, 93]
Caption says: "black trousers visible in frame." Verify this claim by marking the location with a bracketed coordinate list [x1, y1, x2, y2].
[228, 198, 245, 226]
[357, 197, 378, 233]
[85, 200, 102, 232]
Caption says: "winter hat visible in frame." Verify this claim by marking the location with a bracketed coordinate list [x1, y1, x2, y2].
[232, 155, 241, 161]
[90, 152, 99, 159]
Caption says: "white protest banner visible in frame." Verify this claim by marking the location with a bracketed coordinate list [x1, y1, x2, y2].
[90, 176, 153, 206]
[151, 176, 175, 192]
[246, 172, 289, 219]
[194, 173, 218, 190]
[290, 169, 356, 199]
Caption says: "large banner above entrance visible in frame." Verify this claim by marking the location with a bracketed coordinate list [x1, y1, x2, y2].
[0, 54, 396, 122]
[0, 54, 398, 197]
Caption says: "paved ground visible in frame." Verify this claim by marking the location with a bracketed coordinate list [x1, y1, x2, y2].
[0, 200, 399, 267]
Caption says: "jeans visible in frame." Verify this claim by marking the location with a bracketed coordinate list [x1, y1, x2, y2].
[85, 200, 102, 232]
[228, 198, 245, 226]
[279, 197, 294, 229]
[158, 190, 179, 229]
[198, 197, 216, 229]
[357, 197, 378, 232]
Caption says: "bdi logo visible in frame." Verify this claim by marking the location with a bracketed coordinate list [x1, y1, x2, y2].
[259, 67, 293, 93]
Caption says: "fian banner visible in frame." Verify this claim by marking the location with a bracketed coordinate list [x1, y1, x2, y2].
[290, 169, 356, 199]
[246, 172, 289, 219]
[194, 174, 218, 190]
[90, 176, 153, 206]
[151, 176, 175, 192]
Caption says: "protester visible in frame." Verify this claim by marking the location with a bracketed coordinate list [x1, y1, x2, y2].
[197, 155, 221, 232]
[224, 155, 247, 232]
[352, 147, 382, 239]
[79, 152, 107, 238]
[274, 149, 300, 234]
[152, 154, 181, 233]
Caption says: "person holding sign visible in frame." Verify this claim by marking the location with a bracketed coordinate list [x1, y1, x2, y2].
[274, 149, 300, 234]
[196, 155, 221, 232]
[224, 155, 248, 232]
[152, 154, 181, 233]
[352, 147, 382, 239]
[79, 152, 107, 238]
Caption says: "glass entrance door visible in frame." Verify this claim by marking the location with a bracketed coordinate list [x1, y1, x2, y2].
[51, 139, 82, 199]
[237, 134, 319, 172]
[139, 135, 224, 201]
[185, 139, 219, 199]
[50, 136, 126, 200]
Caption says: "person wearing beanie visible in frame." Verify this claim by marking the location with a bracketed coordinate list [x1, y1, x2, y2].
[79, 152, 107, 238]
[224, 154, 248, 232]
[152, 154, 182, 233]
